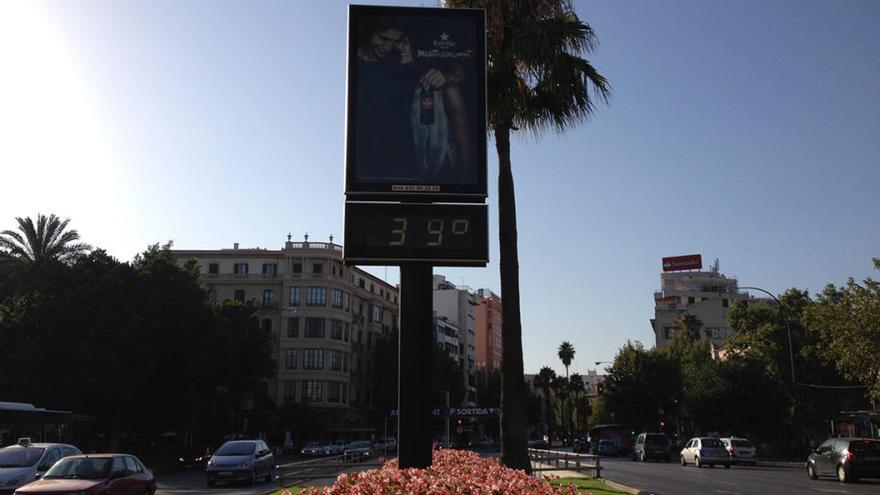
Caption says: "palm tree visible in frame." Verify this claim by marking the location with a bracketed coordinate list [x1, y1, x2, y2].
[0, 214, 91, 267]
[557, 341, 575, 442]
[675, 313, 704, 341]
[534, 366, 557, 444]
[446, 0, 609, 471]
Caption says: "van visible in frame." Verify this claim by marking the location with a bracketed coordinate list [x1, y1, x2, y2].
[632, 432, 671, 462]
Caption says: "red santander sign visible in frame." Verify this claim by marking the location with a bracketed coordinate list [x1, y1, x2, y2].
[662, 254, 702, 272]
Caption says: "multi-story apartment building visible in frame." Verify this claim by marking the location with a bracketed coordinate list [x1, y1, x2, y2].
[172, 235, 398, 432]
[432, 275, 478, 404]
[650, 261, 750, 349]
[474, 288, 502, 372]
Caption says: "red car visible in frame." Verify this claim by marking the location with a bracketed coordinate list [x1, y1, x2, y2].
[14, 454, 156, 495]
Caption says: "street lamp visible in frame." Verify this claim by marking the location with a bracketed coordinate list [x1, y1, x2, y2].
[594, 361, 612, 367]
[739, 286, 796, 385]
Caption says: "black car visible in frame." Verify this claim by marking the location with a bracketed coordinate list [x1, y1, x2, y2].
[572, 437, 591, 453]
[806, 438, 880, 483]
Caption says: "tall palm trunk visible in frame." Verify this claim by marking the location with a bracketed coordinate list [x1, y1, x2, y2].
[496, 124, 530, 472]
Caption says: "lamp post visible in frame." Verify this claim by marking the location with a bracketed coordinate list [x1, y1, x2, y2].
[739, 286, 796, 385]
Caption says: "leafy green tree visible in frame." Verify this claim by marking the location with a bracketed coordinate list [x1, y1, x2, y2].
[604, 341, 681, 432]
[805, 259, 880, 399]
[557, 341, 575, 440]
[446, 0, 609, 471]
[568, 373, 587, 434]
[674, 313, 704, 341]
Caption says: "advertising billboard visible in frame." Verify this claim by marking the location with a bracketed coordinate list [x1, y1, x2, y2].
[662, 254, 703, 272]
[345, 5, 487, 202]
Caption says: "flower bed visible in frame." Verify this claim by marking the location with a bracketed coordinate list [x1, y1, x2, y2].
[293, 449, 577, 495]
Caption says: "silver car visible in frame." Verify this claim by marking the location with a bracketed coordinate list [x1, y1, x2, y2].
[0, 439, 81, 492]
[680, 437, 731, 468]
[205, 439, 274, 486]
[720, 437, 757, 466]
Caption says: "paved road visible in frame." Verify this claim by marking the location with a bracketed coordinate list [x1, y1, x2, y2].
[599, 456, 880, 495]
[156, 468, 278, 495]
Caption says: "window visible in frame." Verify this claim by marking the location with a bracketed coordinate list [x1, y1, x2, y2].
[342, 384, 348, 403]
[303, 349, 324, 369]
[292, 263, 302, 274]
[262, 263, 277, 275]
[370, 283, 374, 293]
[285, 349, 298, 370]
[687, 297, 695, 304]
[304, 318, 325, 338]
[262, 289, 274, 306]
[330, 320, 344, 340]
[344, 325, 350, 342]
[208, 263, 219, 274]
[332, 289, 343, 309]
[359, 279, 365, 289]
[111, 457, 127, 477]
[123, 457, 142, 473]
[367, 332, 373, 350]
[722, 298, 729, 308]
[343, 292, 351, 311]
[329, 350, 342, 371]
[260, 319, 272, 334]
[289, 287, 301, 306]
[372, 305, 382, 322]
[306, 287, 327, 306]
[283, 380, 296, 402]
[234, 289, 245, 302]
[327, 382, 341, 402]
[234, 263, 248, 275]
[305, 380, 323, 401]
[287, 317, 299, 338]
[343, 352, 350, 372]
[312, 263, 323, 274]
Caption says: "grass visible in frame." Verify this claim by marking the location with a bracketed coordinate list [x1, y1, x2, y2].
[550, 477, 631, 494]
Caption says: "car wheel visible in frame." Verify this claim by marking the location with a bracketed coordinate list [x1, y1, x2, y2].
[807, 464, 818, 480]
[250, 469, 257, 485]
[837, 465, 849, 483]
[696, 456, 703, 468]
[724, 463, 731, 469]
[265, 466, 273, 483]
[680, 455, 686, 466]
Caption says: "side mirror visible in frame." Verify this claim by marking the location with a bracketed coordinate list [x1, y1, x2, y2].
[34, 473, 43, 480]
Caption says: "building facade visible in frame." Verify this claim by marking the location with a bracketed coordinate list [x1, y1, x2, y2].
[650, 263, 750, 349]
[172, 236, 399, 425]
[432, 275, 478, 404]
[474, 288, 502, 372]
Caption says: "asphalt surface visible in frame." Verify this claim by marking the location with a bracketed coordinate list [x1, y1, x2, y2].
[155, 468, 278, 495]
[599, 456, 880, 495]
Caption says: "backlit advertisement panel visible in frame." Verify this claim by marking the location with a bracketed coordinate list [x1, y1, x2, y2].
[345, 5, 487, 202]
[662, 254, 703, 272]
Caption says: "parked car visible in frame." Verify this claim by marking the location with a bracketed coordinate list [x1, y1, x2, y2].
[720, 437, 757, 466]
[0, 438, 82, 492]
[806, 438, 880, 483]
[343, 441, 373, 459]
[680, 437, 731, 468]
[205, 439, 274, 486]
[300, 443, 324, 456]
[323, 441, 347, 456]
[15, 454, 155, 495]
[595, 439, 619, 457]
[632, 433, 671, 462]
[374, 437, 397, 451]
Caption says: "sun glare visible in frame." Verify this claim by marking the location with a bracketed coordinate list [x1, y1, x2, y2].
[0, 1, 125, 246]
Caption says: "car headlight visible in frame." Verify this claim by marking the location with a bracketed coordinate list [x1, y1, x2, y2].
[206, 459, 214, 467]
[6, 475, 25, 487]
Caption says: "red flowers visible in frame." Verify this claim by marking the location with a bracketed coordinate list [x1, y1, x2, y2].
[293, 449, 577, 495]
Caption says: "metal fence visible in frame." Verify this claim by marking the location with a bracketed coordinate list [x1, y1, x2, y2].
[277, 452, 384, 487]
[528, 448, 602, 478]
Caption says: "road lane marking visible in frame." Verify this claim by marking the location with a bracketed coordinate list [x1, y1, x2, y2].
[812, 489, 847, 494]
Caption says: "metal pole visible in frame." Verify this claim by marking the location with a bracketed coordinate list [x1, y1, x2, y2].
[398, 262, 434, 468]
[740, 286, 796, 385]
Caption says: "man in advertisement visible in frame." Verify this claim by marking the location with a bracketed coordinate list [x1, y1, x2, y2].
[351, 9, 481, 187]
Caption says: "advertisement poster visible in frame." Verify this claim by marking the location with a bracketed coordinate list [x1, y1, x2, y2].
[345, 5, 486, 202]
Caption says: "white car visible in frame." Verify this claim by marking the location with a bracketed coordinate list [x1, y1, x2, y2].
[0, 438, 82, 492]
[720, 437, 757, 466]
[680, 437, 731, 468]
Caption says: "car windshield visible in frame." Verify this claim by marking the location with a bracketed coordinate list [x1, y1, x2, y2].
[0, 447, 45, 468]
[731, 439, 754, 448]
[215, 442, 255, 456]
[44, 458, 111, 480]
[645, 436, 667, 445]
[701, 439, 724, 448]
[849, 441, 880, 455]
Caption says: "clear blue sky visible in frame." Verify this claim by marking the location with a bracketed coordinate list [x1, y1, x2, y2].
[1, 0, 878, 377]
